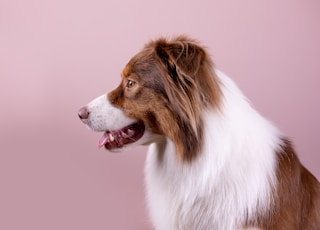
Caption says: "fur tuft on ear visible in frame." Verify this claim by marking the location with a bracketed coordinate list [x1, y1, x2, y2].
[155, 36, 204, 77]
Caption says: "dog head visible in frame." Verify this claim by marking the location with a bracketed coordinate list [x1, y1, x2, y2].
[79, 36, 221, 161]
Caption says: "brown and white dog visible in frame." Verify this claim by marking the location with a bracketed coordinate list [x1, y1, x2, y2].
[78, 36, 320, 230]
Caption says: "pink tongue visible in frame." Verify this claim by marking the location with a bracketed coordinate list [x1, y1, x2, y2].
[98, 132, 108, 149]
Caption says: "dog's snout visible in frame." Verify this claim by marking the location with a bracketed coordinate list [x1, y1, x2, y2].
[78, 107, 90, 120]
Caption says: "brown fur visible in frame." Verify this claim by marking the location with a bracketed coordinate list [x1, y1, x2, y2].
[246, 139, 320, 229]
[270, 140, 320, 229]
[109, 36, 221, 161]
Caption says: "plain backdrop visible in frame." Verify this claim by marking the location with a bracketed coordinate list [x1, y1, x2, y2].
[0, 0, 319, 229]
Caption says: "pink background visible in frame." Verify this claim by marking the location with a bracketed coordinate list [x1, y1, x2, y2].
[0, 0, 319, 229]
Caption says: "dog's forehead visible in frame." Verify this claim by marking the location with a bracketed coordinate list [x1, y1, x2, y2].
[122, 49, 158, 79]
[121, 54, 143, 78]
[122, 65, 131, 77]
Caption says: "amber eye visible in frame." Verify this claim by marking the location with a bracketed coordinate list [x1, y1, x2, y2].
[126, 80, 136, 88]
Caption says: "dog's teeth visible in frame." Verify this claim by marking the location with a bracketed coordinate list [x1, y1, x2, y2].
[121, 132, 128, 138]
[109, 133, 115, 142]
[127, 129, 134, 136]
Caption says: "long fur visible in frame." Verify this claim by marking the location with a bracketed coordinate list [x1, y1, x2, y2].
[79, 36, 320, 230]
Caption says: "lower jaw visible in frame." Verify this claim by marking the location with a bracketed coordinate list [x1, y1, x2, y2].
[104, 140, 126, 150]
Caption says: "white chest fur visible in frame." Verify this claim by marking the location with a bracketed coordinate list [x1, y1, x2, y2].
[144, 71, 281, 230]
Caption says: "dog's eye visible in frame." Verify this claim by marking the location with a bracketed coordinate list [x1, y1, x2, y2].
[126, 80, 136, 88]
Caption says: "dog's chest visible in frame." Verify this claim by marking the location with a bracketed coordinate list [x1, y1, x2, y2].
[144, 143, 246, 230]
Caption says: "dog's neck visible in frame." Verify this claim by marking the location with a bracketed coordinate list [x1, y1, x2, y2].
[145, 71, 282, 229]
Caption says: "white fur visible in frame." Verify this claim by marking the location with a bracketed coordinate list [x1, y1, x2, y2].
[83, 94, 135, 132]
[145, 70, 282, 230]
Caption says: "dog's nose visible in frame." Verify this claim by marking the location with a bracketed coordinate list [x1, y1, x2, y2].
[78, 107, 89, 120]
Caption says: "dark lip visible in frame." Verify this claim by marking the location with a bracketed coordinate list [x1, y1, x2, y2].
[99, 120, 145, 150]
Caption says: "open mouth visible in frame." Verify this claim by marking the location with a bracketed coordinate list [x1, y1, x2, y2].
[98, 121, 145, 150]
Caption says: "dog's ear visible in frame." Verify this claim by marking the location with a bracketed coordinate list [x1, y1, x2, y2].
[153, 37, 206, 161]
[155, 37, 204, 78]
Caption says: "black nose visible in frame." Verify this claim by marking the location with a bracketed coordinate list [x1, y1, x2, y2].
[78, 107, 89, 120]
